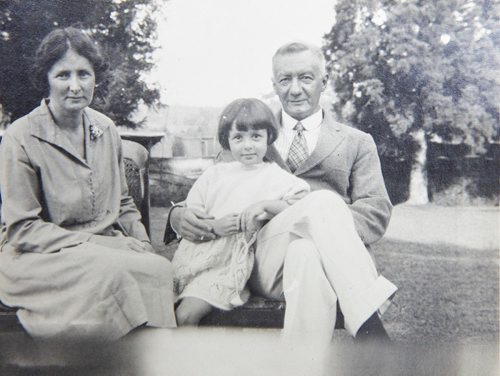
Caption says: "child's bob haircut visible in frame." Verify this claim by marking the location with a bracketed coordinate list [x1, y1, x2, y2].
[218, 98, 279, 150]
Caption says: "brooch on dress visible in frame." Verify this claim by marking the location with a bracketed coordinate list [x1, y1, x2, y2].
[89, 124, 104, 141]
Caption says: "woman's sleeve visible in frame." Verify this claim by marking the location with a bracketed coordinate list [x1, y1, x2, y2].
[0, 133, 92, 253]
[115, 134, 150, 242]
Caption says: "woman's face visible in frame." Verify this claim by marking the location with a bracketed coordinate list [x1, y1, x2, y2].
[47, 49, 95, 115]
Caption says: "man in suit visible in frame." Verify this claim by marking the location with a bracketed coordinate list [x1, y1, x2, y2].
[165, 42, 397, 343]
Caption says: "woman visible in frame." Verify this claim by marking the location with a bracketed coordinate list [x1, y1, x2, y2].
[0, 27, 176, 340]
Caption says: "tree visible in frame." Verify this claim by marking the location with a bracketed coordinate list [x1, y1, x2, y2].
[0, 0, 165, 127]
[324, 0, 500, 203]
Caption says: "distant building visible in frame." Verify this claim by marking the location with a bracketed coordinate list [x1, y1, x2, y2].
[173, 136, 218, 158]
[152, 134, 218, 159]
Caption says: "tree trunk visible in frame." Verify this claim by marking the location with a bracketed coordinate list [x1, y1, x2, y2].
[406, 129, 429, 205]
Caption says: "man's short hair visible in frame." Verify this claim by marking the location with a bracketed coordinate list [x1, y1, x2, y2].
[272, 42, 327, 76]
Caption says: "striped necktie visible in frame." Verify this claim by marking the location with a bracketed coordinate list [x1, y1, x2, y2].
[286, 122, 308, 172]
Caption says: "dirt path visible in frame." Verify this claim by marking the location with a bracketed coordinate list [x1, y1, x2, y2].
[385, 204, 499, 250]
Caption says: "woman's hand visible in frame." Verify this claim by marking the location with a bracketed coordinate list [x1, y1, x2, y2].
[210, 213, 240, 237]
[89, 235, 154, 253]
[171, 207, 216, 243]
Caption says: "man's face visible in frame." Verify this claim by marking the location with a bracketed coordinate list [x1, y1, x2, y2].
[272, 50, 327, 121]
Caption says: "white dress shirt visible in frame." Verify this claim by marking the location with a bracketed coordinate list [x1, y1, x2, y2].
[274, 108, 324, 161]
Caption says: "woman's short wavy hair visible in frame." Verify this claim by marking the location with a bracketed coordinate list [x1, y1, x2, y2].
[31, 27, 108, 94]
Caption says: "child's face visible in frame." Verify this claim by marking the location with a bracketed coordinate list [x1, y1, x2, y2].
[228, 124, 268, 165]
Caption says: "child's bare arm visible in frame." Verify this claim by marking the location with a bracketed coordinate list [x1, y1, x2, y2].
[207, 196, 302, 237]
[240, 200, 290, 233]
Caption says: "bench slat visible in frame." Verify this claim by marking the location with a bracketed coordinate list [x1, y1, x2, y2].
[0, 302, 22, 333]
[199, 296, 345, 329]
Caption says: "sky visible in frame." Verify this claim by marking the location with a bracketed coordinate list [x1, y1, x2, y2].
[151, 0, 336, 107]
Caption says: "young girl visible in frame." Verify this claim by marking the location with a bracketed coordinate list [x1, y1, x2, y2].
[172, 98, 310, 325]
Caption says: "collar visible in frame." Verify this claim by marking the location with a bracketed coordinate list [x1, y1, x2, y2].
[281, 108, 323, 132]
[30, 99, 109, 142]
[28, 99, 110, 164]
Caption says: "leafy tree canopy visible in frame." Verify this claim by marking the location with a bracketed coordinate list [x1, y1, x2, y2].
[0, 0, 165, 127]
[325, 0, 500, 158]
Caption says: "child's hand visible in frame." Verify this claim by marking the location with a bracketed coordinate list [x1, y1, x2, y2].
[284, 189, 309, 205]
[211, 213, 240, 237]
[240, 202, 268, 233]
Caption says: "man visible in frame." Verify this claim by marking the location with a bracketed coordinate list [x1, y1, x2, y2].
[165, 42, 397, 342]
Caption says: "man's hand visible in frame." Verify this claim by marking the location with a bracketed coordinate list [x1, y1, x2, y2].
[171, 207, 216, 243]
[210, 213, 240, 237]
[89, 235, 153, 253]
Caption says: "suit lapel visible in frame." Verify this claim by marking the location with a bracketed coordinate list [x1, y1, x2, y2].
[294, 111, 345, 175]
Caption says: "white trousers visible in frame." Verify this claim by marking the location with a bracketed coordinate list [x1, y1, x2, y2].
[249, 190, 397, 341]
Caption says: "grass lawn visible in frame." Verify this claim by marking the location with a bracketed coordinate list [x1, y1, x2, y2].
[372, 239, 498, 344]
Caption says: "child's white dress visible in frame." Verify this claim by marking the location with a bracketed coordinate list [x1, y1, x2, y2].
[172, 161, 310, 310]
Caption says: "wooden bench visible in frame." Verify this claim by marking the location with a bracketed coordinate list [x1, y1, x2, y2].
[200, 296, 344, 329]
[0, 139, 345, 332]
[1, 293, 345, 332]
[0, 301, 20, 332]
[200, 296, 286, 328]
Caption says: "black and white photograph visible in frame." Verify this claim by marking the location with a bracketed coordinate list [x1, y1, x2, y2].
[0, 0, 498, 374]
